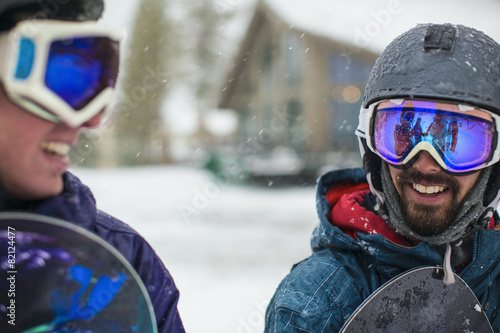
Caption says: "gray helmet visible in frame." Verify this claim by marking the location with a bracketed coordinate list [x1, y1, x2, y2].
[0, 0, 104, 31]
[363, 23, 500, 114]
[359, 23, 500, 208]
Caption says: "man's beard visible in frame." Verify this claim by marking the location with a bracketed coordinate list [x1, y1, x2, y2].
[396, 169, 461, 237]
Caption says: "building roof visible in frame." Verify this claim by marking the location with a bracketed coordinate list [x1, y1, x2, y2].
[219, 0, 500, 108]
[263, 0, 500, 53]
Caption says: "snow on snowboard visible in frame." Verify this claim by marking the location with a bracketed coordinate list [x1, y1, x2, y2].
[0, 213, 157, 333]
[340, 266, 493, 332]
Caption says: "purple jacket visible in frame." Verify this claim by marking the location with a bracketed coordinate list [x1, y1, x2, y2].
[0, 171, 185, 333]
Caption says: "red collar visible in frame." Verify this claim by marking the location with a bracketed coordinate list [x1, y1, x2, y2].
[326, 182, 497, 247]
[326, 181, 414, 247]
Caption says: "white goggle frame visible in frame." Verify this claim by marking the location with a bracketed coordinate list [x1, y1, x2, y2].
[356, 99, 500, 173]
[0, 20, 123, 127]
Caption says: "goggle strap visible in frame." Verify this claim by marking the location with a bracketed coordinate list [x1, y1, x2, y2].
[0, 34, 10, 78]
[356, 106, 371, 139]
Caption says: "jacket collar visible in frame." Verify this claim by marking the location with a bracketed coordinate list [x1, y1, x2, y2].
[0, 172, 97, 228]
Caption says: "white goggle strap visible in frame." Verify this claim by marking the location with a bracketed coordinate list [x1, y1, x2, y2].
[0, 35, 6, 76]
[355, 105, 371, 140]
[0, 33, 12, 90]
[356, 102, 380, 156]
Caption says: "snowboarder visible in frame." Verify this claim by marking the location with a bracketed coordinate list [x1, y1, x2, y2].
[265, 23, 500, 332]
[0, 1, 185, 332]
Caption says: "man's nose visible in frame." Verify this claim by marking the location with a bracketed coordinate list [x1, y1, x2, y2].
[411, 151, 443, 174]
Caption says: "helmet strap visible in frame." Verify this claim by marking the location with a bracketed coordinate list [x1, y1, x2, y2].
[359, 138, 385, 203]
[483, 163, 500, 207]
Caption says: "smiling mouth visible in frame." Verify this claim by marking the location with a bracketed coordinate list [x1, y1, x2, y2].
[40, 141, 71, 158]
[412, 183, 447, 195]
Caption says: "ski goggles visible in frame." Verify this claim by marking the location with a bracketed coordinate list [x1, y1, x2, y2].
[356, 99, 500, 173]
[0, 20, 123, 127]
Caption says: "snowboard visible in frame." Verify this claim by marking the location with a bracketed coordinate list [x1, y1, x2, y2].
[340, 266, 493, 332]
[0, 212, 157, 333]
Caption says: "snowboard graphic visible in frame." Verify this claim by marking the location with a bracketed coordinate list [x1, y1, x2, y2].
[340, 266, 493, 332]
[0, 213, 157, 333]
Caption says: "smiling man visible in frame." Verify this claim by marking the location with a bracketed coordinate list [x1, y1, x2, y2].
[0, 1, 185, 332]
[388, 150, 479, 237]
[265, 23, 500, 332]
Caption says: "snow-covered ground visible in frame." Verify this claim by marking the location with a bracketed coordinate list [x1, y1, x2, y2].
[71, 165, 318, 333]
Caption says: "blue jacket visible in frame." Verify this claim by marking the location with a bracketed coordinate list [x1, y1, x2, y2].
[0, 171, 185, 333]
[265, 168, 500, 332]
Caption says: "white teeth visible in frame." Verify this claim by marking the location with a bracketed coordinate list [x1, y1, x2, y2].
[412, 183, 445, 194]
[40, 142, 70, 157]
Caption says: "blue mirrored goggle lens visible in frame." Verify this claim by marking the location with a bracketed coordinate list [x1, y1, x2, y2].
[373, 105, 495, 171]
[45, 37, 119, 110]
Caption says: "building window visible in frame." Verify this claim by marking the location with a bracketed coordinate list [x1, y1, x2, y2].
[287, 99, 304, 150]
[329, 54, 373, 151]
[263, 42, 274, 90]
[285, 33, 302, 87]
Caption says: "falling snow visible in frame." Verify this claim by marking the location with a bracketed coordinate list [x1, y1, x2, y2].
[72, 165, 317, 333]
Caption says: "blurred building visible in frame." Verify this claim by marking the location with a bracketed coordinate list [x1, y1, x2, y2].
[218, 0, 378, 183]
[218, 0, 500, 184]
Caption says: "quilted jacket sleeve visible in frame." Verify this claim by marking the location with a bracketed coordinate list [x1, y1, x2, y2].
[95, 211, 185, 333]
[264, 249, 365, 333]
[131, 237, 185, 333]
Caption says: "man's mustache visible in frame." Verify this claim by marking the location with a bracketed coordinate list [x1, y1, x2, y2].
[397, 168, 460, 194]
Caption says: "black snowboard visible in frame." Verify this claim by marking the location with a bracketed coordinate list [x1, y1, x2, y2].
[340, 266, 493, 332]
[0, 213, 157, 333]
